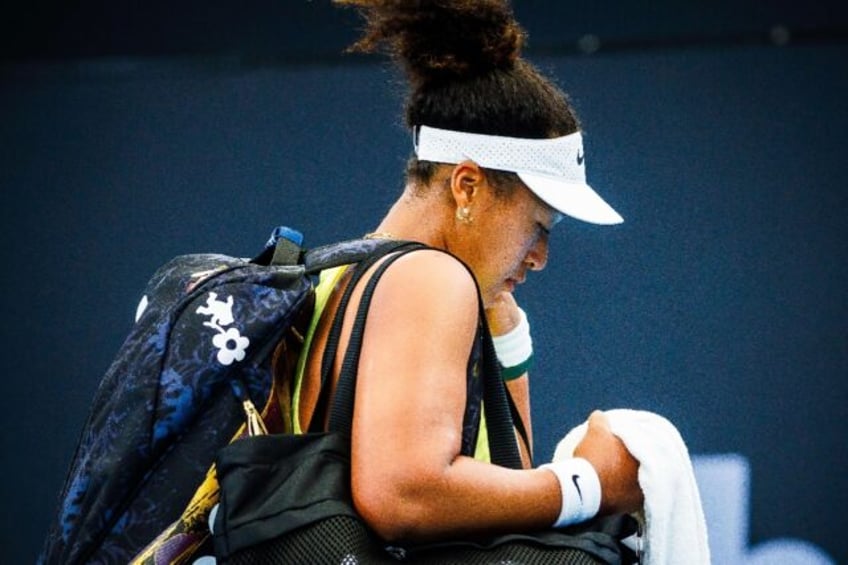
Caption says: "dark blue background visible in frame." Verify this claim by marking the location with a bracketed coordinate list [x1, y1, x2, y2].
[1, 2, 846, 563]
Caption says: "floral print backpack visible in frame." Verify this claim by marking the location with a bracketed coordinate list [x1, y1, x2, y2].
[39, 227, 414, 565]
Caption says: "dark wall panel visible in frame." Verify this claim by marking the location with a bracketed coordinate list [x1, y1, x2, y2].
[1, 42, 845, 562]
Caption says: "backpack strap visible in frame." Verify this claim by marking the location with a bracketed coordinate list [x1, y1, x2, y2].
[252, 228, 415, 273]
[307, 241, 426, 433]
[326, 248, 417, 434]
[304, 238, 416, 274]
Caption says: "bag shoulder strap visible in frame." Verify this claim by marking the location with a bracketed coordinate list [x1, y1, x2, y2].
[325, 245, 422, 433]
[307, 241, 425, 432]
[323, 246, 524, 469]
[478, 318, 526, 469]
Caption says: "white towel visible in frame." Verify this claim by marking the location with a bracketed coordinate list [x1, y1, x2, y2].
[552, 409, 710, 565]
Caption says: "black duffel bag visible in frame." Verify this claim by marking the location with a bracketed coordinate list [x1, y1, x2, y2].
[212, 246, 639, 565]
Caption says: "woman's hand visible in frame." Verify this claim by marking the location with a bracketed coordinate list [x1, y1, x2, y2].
[573, 411, 644, 515]
[485, 291, 523, 336]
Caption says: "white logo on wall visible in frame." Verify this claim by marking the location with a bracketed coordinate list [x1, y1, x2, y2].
[693, 454, 834, 565]
[196, 292, 250, 366]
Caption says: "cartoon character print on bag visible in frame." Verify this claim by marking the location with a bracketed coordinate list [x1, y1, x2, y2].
[196, 292, 251, 366]
[152, 289, 252, 447]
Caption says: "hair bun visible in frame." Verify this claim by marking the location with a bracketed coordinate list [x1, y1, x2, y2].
[337, 0, 525, 84]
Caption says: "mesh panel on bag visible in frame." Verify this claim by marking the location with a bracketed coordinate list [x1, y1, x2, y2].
[228, 516, 391, 565]
[411, 544, 603, 565]
[227, 515, 604, 565]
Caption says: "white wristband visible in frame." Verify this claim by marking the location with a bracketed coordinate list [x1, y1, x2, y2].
[540, 457, 602, 528]
[491, 307, 533, 368]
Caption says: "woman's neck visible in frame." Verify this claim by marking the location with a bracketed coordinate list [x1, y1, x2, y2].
[370, 190, 448, 249]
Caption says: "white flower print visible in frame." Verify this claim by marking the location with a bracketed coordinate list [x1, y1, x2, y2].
[196, 291, 251, 366]
[212, 327, 250, 366]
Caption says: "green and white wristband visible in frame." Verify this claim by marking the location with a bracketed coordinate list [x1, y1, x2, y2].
[540, 457, 602, 527]
[491, 307, 533, 381]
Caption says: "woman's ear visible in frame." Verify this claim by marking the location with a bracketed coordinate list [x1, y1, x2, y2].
[449, 160, 486, 208]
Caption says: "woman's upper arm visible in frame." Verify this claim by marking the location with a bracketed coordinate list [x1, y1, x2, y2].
[346, 250, 564, 542]
[349, 250, 479, 525]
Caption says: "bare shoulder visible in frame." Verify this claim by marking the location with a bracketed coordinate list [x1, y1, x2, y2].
[360, 248, 480, 341]
[376, 248, 478, 310]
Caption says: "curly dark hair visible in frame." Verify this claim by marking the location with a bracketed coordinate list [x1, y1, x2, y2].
[335, 0, 581, 191]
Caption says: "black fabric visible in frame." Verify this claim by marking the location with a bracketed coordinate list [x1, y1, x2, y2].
[213, 433, 359, 557]
[228, 516, 390, 565]
[477, 317, 524, 469]
[399, 527, 627, 564]
[228, 517, 617, 565]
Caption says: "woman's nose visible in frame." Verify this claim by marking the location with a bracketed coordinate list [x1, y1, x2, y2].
[525, 236, 549, 271]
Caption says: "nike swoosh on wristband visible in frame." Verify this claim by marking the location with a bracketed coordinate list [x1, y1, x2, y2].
[576, 150, 584, 166]
[572, 474, 584, 503]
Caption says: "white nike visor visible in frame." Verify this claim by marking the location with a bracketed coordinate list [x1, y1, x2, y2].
[414, 125, 623, 225]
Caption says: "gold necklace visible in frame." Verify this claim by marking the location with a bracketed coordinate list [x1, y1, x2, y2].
[363, 232, 397, 240]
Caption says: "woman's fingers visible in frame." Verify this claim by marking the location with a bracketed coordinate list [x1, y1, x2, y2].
[574, 411, 644, 515]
